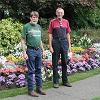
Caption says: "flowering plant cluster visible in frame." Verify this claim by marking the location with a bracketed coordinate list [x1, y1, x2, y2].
[71, 47, 84, 53]
[0, 66, 27, 75]
[78, 34, 93, 48]
[0, 69, 27, 90]
[0, 43, 100, 90]
[42, 58, 100, 81]
[42, 47, 100, 80]
[93, 43, 100, 54]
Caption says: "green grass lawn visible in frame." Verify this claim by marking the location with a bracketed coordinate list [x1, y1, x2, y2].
[92, 96, 100, 100]
[0, 68, 100, 99]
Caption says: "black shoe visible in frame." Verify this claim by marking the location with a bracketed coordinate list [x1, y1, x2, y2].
[36, 88, 46, 95]
[62, 82, 72, 87]
[53, 84, 59, 88]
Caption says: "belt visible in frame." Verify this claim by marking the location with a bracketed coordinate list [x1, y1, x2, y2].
[27, 46, 40, 50]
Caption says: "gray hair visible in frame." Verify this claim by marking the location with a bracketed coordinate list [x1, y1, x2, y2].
[30, 11, 39, 17]
[56, 8, 64, 13]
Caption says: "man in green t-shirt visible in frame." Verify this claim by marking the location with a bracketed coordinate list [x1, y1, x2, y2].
[21, 11, 46, 97]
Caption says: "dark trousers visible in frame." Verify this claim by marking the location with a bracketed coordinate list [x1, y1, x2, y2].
[52, 39, 69, 84]
[26, 48, 42, 92]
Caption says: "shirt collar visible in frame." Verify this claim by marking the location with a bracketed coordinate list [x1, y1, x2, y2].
[56, 18, 63, 22]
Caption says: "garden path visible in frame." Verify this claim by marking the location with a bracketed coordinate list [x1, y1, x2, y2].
[2, 74, 100, 100]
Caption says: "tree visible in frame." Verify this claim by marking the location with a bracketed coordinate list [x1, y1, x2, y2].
[0, 0, 100, 28]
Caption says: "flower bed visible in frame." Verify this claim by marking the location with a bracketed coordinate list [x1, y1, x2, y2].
[0, 46, 100, 90]
[0, 66, 27, 90]
[42, 47, 100, 81]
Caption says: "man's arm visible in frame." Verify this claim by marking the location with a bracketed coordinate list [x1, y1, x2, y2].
[40, 41, 46, 59]
[21, 38, 26, 53]
[48, 33, 54, 53]
[21, 38, 28, 59]
[66, 33, 71, 52]
[40, 41, 45, 52]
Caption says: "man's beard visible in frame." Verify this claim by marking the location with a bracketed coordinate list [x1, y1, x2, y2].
[31, 21, 37, 25]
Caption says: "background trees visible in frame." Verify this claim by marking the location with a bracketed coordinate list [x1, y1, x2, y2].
[0, 0, 100, 29]
[0, 0, 100, 55]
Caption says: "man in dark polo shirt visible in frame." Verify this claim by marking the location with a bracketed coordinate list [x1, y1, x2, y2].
[48, 8, 72, 88]
[21, 11, 46, 97]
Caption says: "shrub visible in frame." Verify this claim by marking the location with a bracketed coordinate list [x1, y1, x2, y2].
[71, 28, 100, 48]
[0, 18, 23, 55]
[39, 18, 49, 29]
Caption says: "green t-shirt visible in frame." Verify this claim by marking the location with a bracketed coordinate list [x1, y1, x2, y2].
[21, 23, 42, 48]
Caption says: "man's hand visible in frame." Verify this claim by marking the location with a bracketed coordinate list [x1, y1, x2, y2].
[49, 46, 54, 53]
[69, 46, 71, 52]
[23, 52, 28, 60]
[42, 50, 46, 59]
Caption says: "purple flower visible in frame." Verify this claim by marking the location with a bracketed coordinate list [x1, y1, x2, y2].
[78, 67, 86, 71]
[71, 69, 77, 73]
[0, 76, 5, 82]
[18, 74, 25, 80]
[15, 79, 26, 87]
[6, 81, 13, 85]
[7, 74, 17, 81]
[67, 67, 72, 74]
[15, 74, 27, 87]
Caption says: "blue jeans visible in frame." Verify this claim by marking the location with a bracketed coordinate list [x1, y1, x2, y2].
[26, 48, 42, 92]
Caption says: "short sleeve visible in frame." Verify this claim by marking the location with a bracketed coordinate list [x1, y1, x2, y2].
[66, 20, 71, 33]
[48, 20, 53, 34]
[39, 25, 43, 39]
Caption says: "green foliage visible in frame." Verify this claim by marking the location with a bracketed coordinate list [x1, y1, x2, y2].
[42, 30, 49, 49]
[77, 28, 100, 43]
[0, 63, 3, 69]
[0, 48, 4, 55]
[89, 7, 100, 28]
[39, 18, 50, 29]
[71, 28, 100, 48]
[72, 29, 93, 48]
[71, 31, 81, 47]
[92, 96, 100, 100]
[0, 18, 23, 55]
[0, 0, 100, 29]
[73, 6, 90, 29]
[78, 34, 92, 48]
